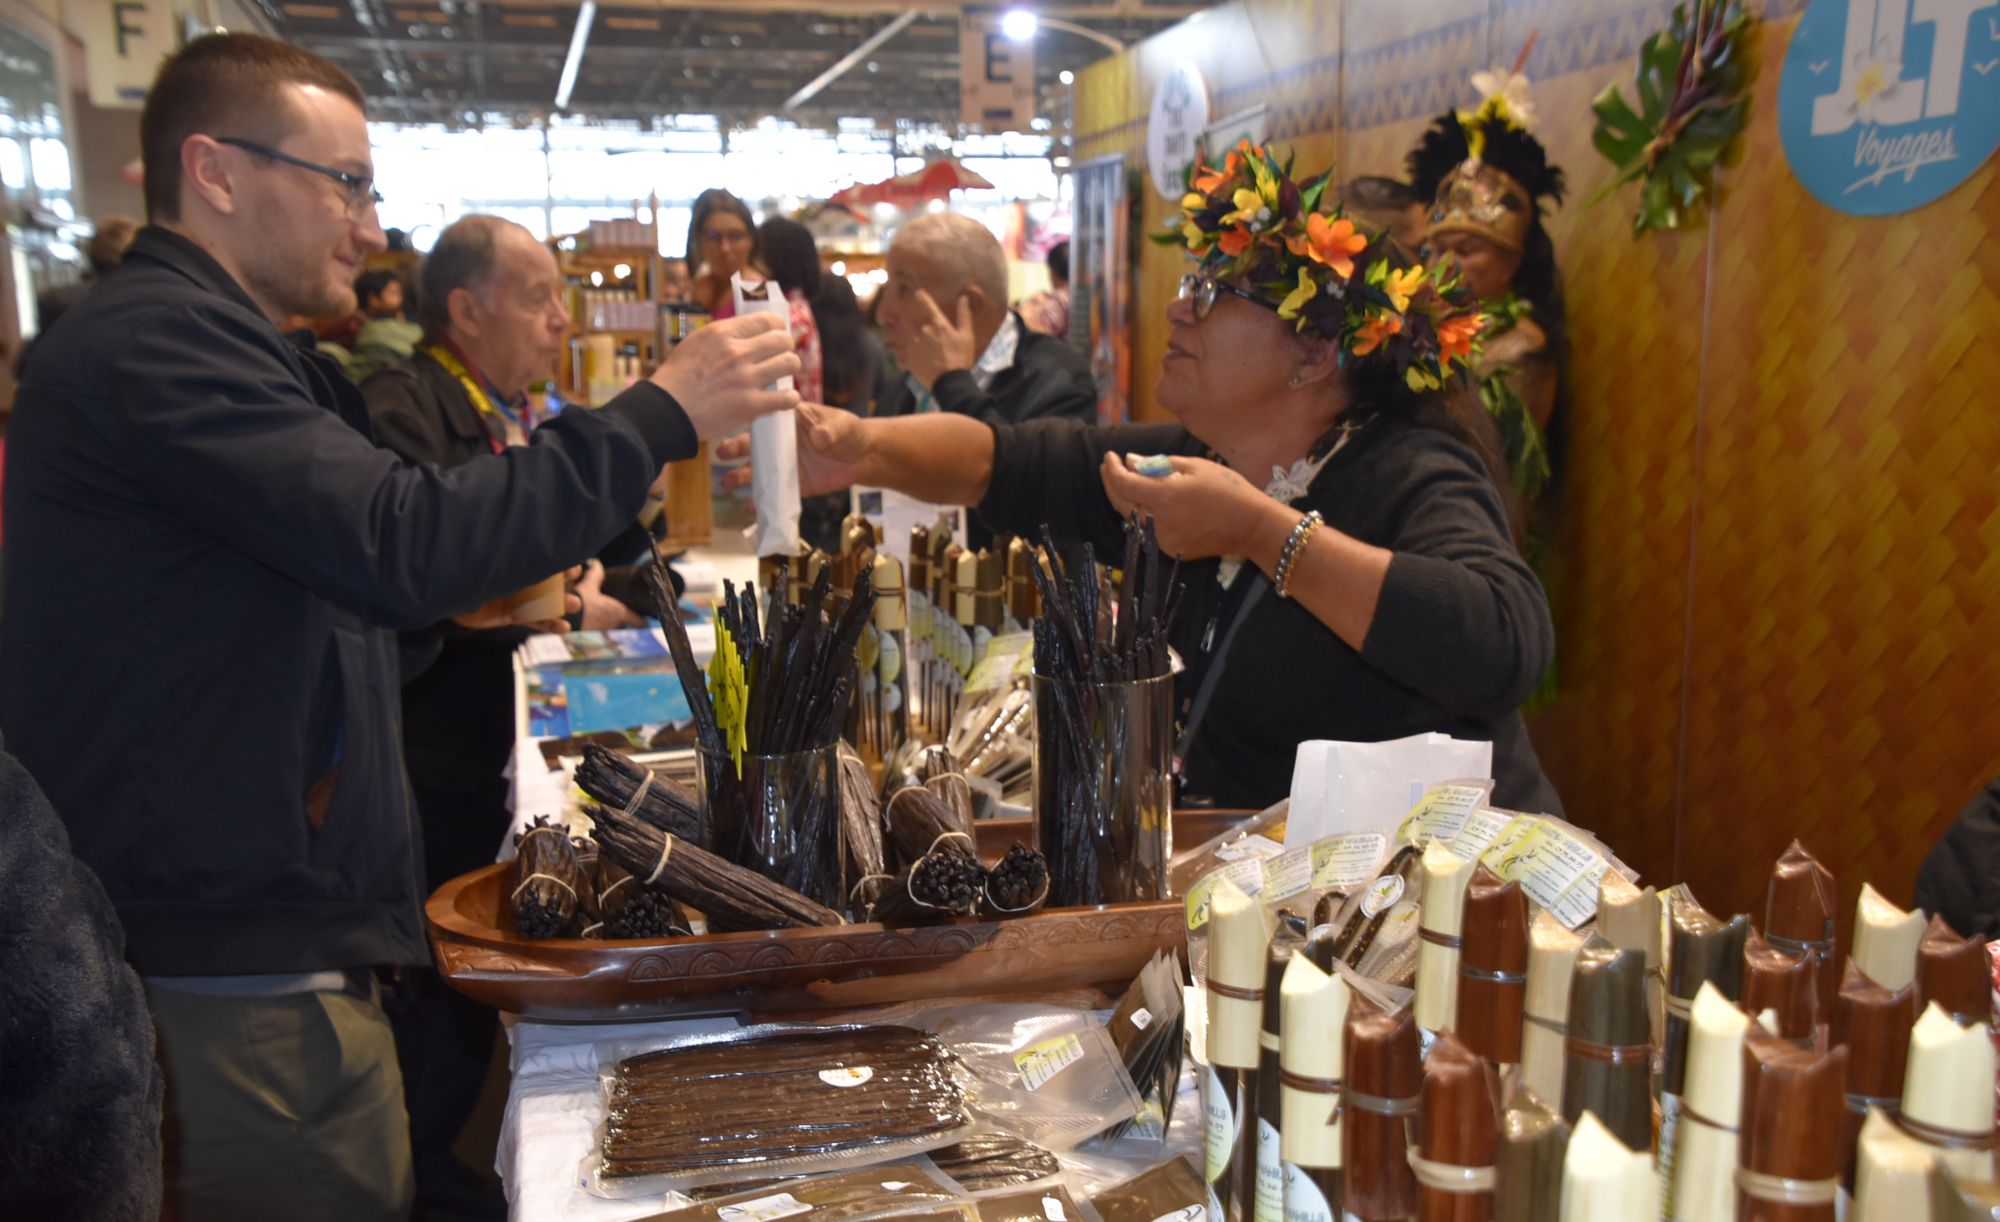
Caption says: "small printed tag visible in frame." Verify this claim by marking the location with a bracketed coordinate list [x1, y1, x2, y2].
[1043, 1196, 1071, 1221]
[1359, 873, 1406, 918]
[1215, 834, 1287, 864]
[1015, 1033, 1085, 1091]
[1131, 1007, 1154, 1031]
[718, 1193, 811, 1221]
[817, 1066, 874, 1088]
[1185, 858, 1268, 930]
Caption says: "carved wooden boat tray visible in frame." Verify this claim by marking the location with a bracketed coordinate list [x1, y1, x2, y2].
[426, 811, 1240, 1022]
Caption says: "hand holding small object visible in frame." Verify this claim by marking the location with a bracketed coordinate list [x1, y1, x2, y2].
[1098, 452, 1289, 561]
[649, 313, 801, 441]
[716, 404, 871, 498]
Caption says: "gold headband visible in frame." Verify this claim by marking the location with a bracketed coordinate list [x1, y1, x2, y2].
[1427, 159, 1533, 253]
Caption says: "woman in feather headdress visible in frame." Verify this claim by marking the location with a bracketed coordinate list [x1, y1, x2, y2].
[1407, 65, 1570, 505]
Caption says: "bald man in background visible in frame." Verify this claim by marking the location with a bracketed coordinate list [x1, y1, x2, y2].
[874, 211, 1095, 426]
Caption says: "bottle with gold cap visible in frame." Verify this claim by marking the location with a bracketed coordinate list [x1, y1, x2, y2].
[869, 551, 909, 756]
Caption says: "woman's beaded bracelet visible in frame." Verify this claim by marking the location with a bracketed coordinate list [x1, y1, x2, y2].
[1273, 510, 1323, 599]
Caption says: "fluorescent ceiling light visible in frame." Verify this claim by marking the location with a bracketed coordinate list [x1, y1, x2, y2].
[554, 0, 597, 111]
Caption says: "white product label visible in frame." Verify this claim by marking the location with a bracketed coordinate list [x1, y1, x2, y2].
[817, 1066, 873, 1088]
[1312, 833, 1390, 891]
[1658, 1091, 1683, 1213]
[1396, 780, 1492, 845]
[1016, 1033, 1085, 1091]
[1042, 1196, 1070, 1221]
[1448, 808, 1516, 859]
[1255, 1118, 1285, 1222]
[1207, 1189, 1225, 1222]
[1417, 1024, 1439, 1059]
[1205, 1065, 1237, 1183]
[1131, 1007, 1155, 1031]
[1216, 834, 1288, 864]
[1148, 1210, 1204, 1222]
[1360, 873, 1405, 918]
[718, 1193, 811, 1221]
[1262, 845, 1315, 904]
[1186, 858, 1269, 930]
[1283, 1163, 1335, 1222]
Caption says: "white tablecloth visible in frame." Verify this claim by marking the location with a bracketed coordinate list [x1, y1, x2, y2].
[495, 1015, 1203, 1222]
[498, 1016, 741, 1222]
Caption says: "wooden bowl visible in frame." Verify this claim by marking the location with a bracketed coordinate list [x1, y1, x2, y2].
[427, 810, 1245, 1022]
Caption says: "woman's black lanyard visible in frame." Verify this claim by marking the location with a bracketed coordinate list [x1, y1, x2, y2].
[1170, 411, 1372, 778]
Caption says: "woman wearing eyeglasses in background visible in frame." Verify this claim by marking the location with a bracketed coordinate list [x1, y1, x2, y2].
[774, 143, 1563, 815]
[686, 188, 760, 318]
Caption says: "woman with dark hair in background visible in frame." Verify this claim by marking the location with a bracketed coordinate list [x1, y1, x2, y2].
[758, 216, 888, 550]
[687, 188, 759, 318]
[756, 217, 826, 405]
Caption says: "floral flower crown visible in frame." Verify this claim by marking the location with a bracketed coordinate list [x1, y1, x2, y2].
[1156, 140, 1485, 392]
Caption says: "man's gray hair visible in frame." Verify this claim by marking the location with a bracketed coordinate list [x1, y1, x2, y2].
[893, 212, 1009, 314]
[418, 214, 515, 337]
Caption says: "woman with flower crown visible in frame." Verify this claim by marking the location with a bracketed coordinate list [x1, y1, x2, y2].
[772, 143, 1561, 815]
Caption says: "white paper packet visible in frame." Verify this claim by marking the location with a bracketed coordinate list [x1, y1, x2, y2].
[1283, 733, 1497, 845]
[732, 273, 801, 557]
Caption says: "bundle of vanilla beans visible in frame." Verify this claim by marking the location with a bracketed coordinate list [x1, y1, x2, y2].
[1031, 516, 1180, 905]
[859, 748, 1049, 925]
[507, 815, 698, 941]
[574, 744, 706, 845]
[512, 816, 593, 939]
[597, 1026, 968, 1182]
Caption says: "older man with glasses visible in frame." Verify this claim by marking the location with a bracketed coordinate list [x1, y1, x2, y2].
[0, 33, 799, 1221]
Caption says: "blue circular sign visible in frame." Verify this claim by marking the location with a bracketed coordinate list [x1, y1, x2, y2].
[1777, 0, 2000, 215]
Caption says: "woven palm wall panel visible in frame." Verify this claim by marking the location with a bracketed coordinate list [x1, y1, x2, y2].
[1681, 16, 2000, 924]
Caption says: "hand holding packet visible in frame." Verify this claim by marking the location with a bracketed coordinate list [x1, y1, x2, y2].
[732, 273, 802, 557]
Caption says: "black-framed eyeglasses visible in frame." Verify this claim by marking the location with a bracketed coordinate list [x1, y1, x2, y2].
[215, 136, 382, 212]
[703, 227, 752, 246]
[1177, 273, 1278, 320]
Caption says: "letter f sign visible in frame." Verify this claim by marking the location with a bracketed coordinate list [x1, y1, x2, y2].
[112, 0, 144, 57]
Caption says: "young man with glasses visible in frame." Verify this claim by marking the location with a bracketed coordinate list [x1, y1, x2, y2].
[0, 33, 799, 1220]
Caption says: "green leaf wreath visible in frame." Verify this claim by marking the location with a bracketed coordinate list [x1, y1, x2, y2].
[1586, 0, 1756, 234]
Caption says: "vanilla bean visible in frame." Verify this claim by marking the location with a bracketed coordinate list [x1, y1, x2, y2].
[590, 804, 842, 932]
[886, 785, 973, 868]
[642, 554, 723, 757]
[599, 1026, 967, 1181]
[837, 743, 885, 884]
[575, 745, 706, 845]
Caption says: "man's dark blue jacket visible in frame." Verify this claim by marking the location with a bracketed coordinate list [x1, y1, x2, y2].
[0, 227, 694, 975]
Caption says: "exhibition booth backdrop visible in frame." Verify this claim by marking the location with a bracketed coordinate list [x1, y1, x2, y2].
[1073, 0, 2000, 934]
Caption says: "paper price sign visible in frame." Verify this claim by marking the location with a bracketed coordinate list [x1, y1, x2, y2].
[1015, 1033, 1084, 1092]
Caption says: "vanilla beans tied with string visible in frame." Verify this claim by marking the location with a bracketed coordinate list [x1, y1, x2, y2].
[1031, 516, 1180, 907]
[511, 816, 591, 939]
[575, 744, 707, 845]
[590, 802, 842, 932]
